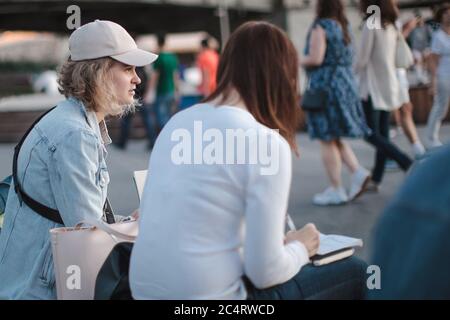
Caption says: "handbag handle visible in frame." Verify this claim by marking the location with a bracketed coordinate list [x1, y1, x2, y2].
[75, 218, 137, 242]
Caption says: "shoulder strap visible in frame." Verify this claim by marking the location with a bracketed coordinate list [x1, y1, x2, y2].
[13, 107, 115, 226]
[12, 108, 63, 224]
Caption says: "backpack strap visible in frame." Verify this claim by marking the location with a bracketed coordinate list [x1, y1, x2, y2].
[12, 107, 115, 225]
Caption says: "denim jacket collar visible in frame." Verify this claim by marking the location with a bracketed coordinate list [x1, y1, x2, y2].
[68, 97, 112, 146]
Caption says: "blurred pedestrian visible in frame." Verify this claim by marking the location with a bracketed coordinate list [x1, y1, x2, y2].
[391, 17, 426, 158]
[196, 37, 219, 98]
[425, 4, 450, 148]
[302, 0, 372, 205]
[146, 32, 180, 132]
[115, 66, 157, 150]
[356, 0, 413, 192]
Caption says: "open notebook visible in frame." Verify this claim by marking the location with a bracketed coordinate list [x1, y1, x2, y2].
[133, 170, 148, 202]
[286, 215, 363, 266]
[311, 234, 363, 266]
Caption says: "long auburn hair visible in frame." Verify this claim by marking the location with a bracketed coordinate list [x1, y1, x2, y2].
[316, 0, 351, 45]
[360, 0, 399, 26]
[205, 21, 300, 153]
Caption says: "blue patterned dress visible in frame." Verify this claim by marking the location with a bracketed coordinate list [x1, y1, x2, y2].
[304, 19, 370, 141]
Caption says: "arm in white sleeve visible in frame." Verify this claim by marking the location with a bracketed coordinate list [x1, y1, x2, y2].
[355, 24, 374, 73]
[243, 133, 309, 289]
[50, 130, 105, 226]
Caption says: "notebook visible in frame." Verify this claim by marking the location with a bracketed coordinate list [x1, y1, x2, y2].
[286, 215, 363, 266]
[311, 234, 363, 266]
[133, 170, 148, 202]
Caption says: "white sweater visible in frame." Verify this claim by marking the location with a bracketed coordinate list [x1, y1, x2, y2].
[356, 23, 402, 111]
[129, 103, 309, 300]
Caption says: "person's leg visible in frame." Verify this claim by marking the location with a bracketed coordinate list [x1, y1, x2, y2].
[361, 97, 377, 134]
[246, 256, 368, 300]
[399, 103, 417, 144]
[153, 95, 166, 133]
[116, 113, 133, 149]
[320, 140, 342, 189]
[138, 103, 157, 148]
[392, 109, 402, 137]
[371, 111, 390, 184]
[362, 97, 412, 174]
[336, 140, 371, 200]
[426, 77, 450, 147]
[362, 97, 384, 182]
[335, 140, 359, 174]
[399, 102, 425, 156]
[313, 140, 348, 205]
[157, 94, 174, 129]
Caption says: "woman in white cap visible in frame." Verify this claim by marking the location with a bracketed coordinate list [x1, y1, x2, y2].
[0, 20, 157, 299]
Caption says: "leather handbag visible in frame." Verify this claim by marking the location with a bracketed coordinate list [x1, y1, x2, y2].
[50, 217, 138, 300]
[301, 88, 328, 112]
[301, 65, 339, 112]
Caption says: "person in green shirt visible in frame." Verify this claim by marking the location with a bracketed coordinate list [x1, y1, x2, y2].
[147, 32, 180, 131]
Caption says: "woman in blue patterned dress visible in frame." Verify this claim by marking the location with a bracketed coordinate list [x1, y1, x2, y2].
[301, 0, 372, 206]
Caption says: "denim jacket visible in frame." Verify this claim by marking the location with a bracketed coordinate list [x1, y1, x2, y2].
[0, 97, 111, 299]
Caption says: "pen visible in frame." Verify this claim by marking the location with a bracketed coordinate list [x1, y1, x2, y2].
[286, 213, 296, 231]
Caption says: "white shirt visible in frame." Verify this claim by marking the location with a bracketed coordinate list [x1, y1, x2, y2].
[356, 24, 402, 111]
[431, 29, 450, 79]
[129, 103, 309, 300]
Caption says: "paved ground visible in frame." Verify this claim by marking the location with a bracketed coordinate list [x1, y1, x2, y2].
[1, 124, 449, 261]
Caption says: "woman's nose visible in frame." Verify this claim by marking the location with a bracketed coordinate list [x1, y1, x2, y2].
[133, 72, 141, 85]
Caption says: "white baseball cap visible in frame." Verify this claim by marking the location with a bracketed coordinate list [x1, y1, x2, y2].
[69, 20, 158, 66]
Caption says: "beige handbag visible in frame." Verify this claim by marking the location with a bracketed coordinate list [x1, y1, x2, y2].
[395, 30, 414, 69]
[50, 218, 138, 300]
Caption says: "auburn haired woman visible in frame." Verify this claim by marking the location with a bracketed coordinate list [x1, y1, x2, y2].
[130, 21, 367, 300]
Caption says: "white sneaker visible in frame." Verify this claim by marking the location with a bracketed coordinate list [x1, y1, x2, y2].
[313, 187, 348, 206]
[349, 167, 371, 200]
[412, 141, 426, 158]
[425, 138, 443, 149]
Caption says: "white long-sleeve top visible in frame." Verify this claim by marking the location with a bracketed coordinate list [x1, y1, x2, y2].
[355, 23, 402, 111]
[129, 103, 309, 300]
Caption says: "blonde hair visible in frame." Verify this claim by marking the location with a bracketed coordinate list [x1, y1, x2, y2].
[58, 57, 137, 116]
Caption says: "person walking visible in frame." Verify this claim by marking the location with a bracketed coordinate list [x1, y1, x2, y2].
[356, 0, 414, 191]
[302, 0, 372, 205]
[146, 32, 180, 132]
[425, 4, 450, 148]
[196, 37, 219, 98]
[115, 66, 157, 150]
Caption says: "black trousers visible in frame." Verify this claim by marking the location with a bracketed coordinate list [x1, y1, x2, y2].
[362, 97, 412, 183]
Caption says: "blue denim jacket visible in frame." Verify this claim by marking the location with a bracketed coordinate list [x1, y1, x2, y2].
[0, 97, 111, 299]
